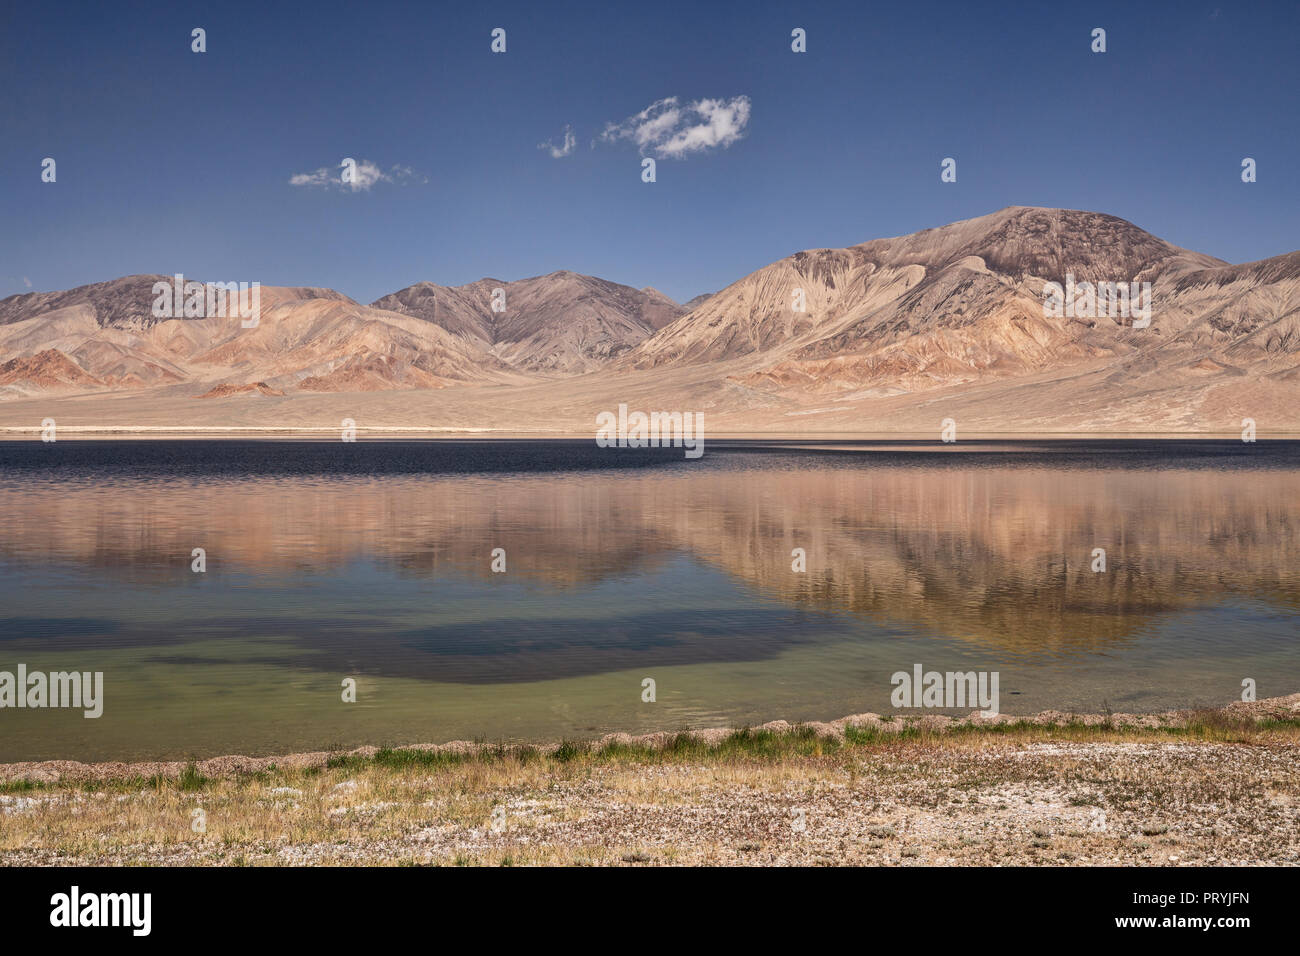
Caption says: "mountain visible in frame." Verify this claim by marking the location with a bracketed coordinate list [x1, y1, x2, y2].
[0, 275, 175, 331]
[371, 271, 686, 373]
[622, 207, 1277, 398]
[0, 269, 687, 398]
[0, 276, 517, 398]
[0, 349, 105, 390]
[0, 207, 1296, 435]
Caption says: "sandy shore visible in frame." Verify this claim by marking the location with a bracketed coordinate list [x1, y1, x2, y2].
[3, 696, 1298, 866]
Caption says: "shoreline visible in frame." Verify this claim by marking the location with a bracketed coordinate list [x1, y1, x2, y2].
[5, 694, 1297, 785]
[2, 430, 1298, 440]
[5, 695, 1298, 866]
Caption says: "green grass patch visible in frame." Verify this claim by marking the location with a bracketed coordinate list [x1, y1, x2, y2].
[10, 710, 1297, 794]
[307, 715, 1300, 780]
[0, 778, 43, 794]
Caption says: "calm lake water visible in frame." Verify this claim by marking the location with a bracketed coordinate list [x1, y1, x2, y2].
[1, 439, 1297, 762]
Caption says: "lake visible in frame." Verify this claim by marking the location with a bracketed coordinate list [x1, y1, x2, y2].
[1, 439, 1297, 761]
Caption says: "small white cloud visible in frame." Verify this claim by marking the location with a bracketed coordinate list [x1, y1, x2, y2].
[23, 277, 32, 288]
[600, 95, 751, 159]
[538, 124, 576, 159]
[383, 164, 424, 187]
[289, 160, 425, 192]
[289, 169, 330, 187]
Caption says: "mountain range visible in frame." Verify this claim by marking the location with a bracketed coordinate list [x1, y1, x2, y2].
[2, 206, 1297, 434]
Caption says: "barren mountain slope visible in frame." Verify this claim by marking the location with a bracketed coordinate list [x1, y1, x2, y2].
[0, 276, 515, 398]
[1, 208, 1295, 433]
[624, 207, 1249, 396]
[372, 271, 685, 373]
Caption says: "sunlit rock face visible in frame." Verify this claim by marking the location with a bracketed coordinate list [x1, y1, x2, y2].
[1, 207, 1296, 435]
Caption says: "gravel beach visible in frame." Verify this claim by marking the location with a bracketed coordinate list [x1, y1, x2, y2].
[3, 696, 1298, 866]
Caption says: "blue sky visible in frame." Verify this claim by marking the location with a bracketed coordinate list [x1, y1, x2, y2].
[2, 0, 1297, 304]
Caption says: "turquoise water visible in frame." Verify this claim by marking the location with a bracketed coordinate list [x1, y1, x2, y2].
[1, 439, 1297, 761]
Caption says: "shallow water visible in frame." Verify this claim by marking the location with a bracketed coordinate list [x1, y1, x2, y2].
[1, 439, 1297, 761]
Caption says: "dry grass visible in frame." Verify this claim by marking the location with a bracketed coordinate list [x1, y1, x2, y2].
[3, 711, 1299, 866]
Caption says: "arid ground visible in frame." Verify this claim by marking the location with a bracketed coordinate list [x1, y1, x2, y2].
[3, 696, 1297, 866]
